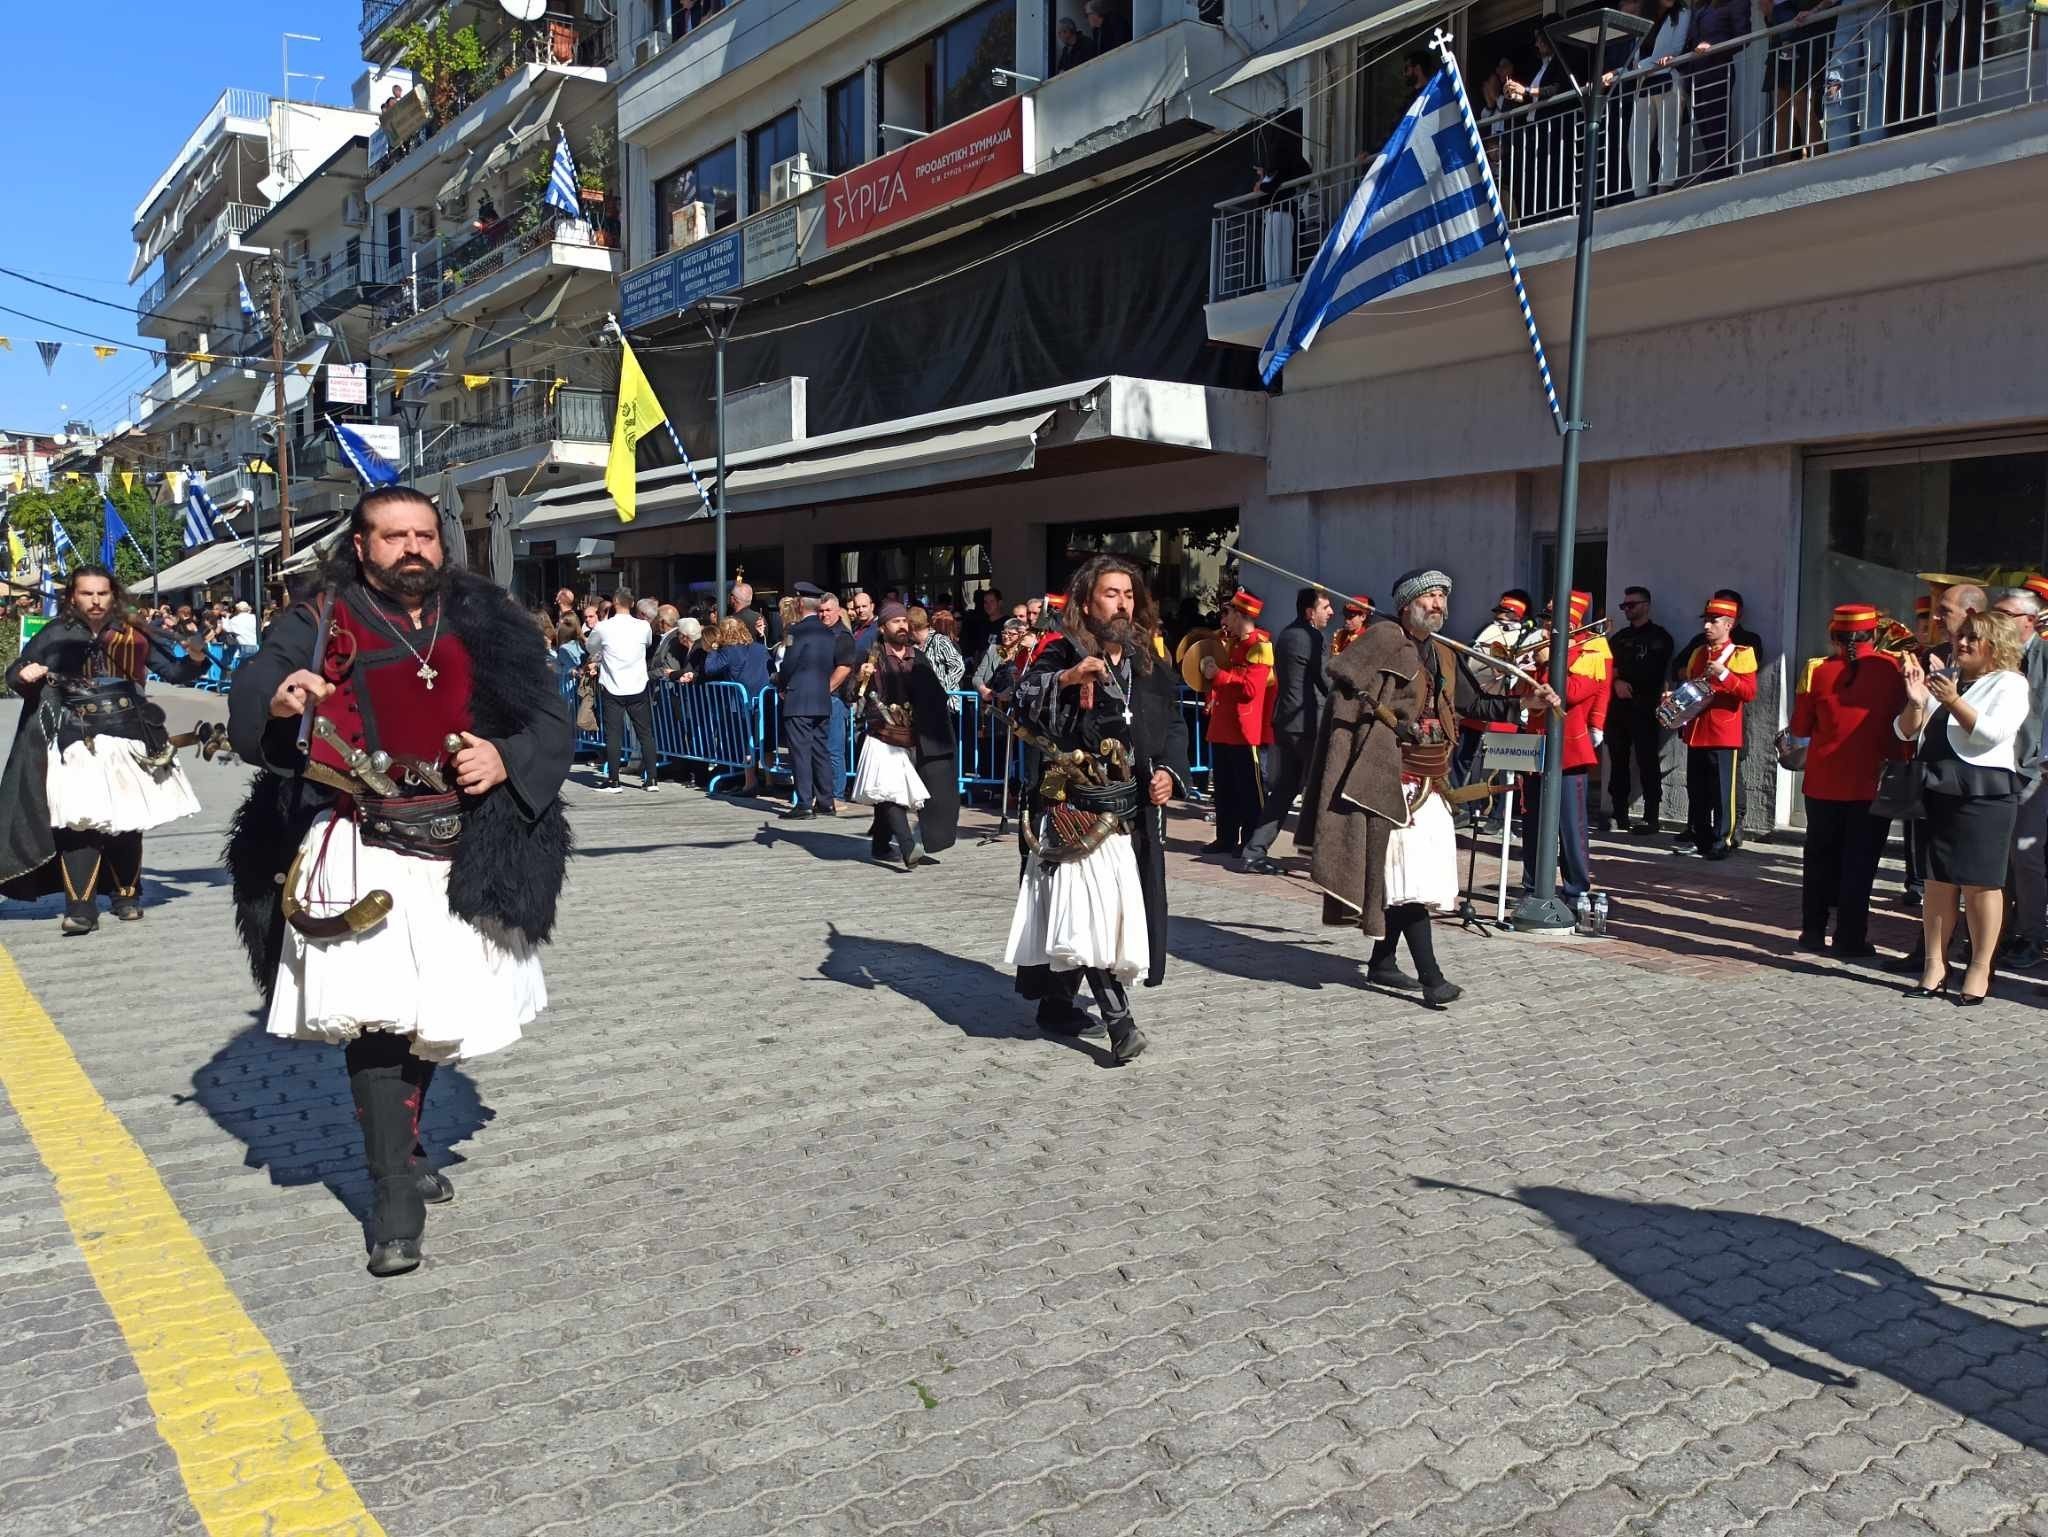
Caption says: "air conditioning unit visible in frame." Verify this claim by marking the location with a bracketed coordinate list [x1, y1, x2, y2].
[669, 201, 711, 249]
[343, 193, 370, 227]
[767, 152, 811, 208]
[634, 31, 667, 67]
[408, 206, 436, 240]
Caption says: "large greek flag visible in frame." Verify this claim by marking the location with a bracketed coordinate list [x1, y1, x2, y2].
[183, 471, 221, 549]
[48, 514, 78, 575]
[1258, 39, 1560, 430]
[543, 129, 581, 217]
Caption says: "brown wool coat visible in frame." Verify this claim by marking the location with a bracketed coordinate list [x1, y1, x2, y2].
[1299, 620, 1461, 938]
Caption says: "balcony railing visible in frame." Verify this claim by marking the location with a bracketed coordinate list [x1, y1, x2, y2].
[420, 389, 615, 474]
[1210, 0, 2045, 303]
[296, 250, 383, 317]
[137, 203, 268, 317]
[374, 210, 609, 327]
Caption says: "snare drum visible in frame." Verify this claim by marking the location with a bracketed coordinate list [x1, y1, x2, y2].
[1656, 677, 1715, 731]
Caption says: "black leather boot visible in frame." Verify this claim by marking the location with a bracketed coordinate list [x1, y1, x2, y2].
[1088, 972, 1147, 1064]
[348, 1040, 430, 1277]
[57, 836, 102, 935]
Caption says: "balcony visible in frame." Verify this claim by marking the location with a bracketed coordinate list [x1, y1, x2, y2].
[297, 250, 384, 321]
[419, 388, 615, 476]
[132, 88, 272, 232]
[137, 203, 268, 318]
[374, 209, 618, 345]
[1209, 0, 2045, 305]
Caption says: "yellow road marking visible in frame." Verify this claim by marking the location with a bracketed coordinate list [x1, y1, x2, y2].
[0, 943, 383, 1537]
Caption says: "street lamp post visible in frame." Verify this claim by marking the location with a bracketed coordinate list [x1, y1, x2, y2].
[1511, 5, 1653, 933]
[694, 294, 743, 619]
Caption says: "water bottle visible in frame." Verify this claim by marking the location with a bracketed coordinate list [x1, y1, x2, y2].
[1574, 893, 1593, 934]
[1593, 892, 1610, 935]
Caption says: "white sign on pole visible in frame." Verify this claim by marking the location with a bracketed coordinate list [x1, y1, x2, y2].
[326, 361, 369, 405]
[349, 423, 403, 464]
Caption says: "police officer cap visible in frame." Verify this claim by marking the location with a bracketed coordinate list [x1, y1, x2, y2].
[793, 580, 824, 598]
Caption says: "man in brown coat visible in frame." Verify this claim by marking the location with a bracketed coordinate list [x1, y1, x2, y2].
[1301, 568, 1556, 1007]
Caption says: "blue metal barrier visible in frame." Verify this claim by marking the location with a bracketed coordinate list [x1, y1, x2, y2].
[193, 643, 242, 694]
[1179, 688, 1212, 800]
[559, 662, 766, 792]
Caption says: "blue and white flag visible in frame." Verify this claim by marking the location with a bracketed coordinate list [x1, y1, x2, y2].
[48, 514, 77, 575]
[328, 415, 402, 488]
[543, 129, 581, 218]
[237, 263, 258, 320]
[39, 566, 57, 618]
[184, 470, 221, 549]
[1258, 37, 1560, 430]
[100, 496, 139, 571]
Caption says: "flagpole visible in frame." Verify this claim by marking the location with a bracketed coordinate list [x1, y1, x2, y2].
[150, 496, 160, 606]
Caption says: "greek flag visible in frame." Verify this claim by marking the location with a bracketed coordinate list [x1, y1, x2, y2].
[328, 415, 401, 487]
[237, 263, 258, 320]
[543, 129, 581, 217]
[184, 471, 221, 549]
[48, 514, 77, 575]
[1258, 38, 1560, 430]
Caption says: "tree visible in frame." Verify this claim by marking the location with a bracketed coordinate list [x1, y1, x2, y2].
[1, 478, 189, 598]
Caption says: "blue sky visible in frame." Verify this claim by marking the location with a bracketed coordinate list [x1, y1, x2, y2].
[0, 1, 364, 437]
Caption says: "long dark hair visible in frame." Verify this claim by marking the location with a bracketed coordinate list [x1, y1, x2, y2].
[1060, 554, 1161, 673]
[62, 563, 130, 622]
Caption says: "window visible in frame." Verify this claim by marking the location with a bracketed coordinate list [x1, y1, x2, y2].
[653, 141, 738, 253]
[661, 0, 729, 37]
[881, 0, 1018, 138]
[826, 71, 866, 175]
[746, 109, 801, 213]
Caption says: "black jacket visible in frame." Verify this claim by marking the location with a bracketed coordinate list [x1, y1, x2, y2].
[1611, 621, 1676, 702]
[775, 614, 851, 717]
[1271, 615, 1331, 738]
[224, 568, 573, 996]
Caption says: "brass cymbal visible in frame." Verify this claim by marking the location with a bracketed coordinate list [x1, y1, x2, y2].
[1179, 633, 1228, 693]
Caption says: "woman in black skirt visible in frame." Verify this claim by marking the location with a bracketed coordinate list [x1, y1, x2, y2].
[1896, 611, 2032, 1004]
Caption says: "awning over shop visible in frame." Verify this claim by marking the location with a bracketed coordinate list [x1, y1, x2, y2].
[1211, 0, 1446, 99]
[150, 518, 338, 591]
[454, 276, 576, 368]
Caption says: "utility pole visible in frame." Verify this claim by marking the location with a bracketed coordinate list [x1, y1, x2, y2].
[269, 258, 295, 575]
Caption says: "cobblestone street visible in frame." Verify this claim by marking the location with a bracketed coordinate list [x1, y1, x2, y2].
[4, 692, 2048, 1535]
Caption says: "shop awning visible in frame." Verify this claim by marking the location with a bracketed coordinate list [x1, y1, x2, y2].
[454, 276, 576, 368]
[1211, 0, 1447, 98]
[435, 81, 563, 213]
[150, 518, 338, 591]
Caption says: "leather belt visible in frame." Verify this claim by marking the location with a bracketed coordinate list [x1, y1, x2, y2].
[355, 792, 465, 860]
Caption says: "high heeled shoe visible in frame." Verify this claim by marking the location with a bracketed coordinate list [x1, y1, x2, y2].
[1903, 969, 1954, 999]
[1954, 988, 1990, 1007]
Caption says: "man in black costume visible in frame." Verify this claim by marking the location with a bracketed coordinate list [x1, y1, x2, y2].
[2, 565, 207, 932]
[227, 486, 571, 1276]
[1003, 554, 1189, 1063]
[851, 601, 960, 869]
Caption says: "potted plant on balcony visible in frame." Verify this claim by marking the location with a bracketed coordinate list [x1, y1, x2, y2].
[393, 18, 487, 125]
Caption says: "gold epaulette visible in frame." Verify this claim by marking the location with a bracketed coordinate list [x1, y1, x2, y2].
[1800, 655, 1826, 695]
[1568, 636, 1612, 680]
[1153, 633, 1168, 659]
[1246, 635, 1274, 666]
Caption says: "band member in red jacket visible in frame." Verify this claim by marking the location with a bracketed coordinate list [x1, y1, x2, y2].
[1517, 590, 1606, 903]
[1201, 589, 1274, 858]
[1785, 603, 1909, 956]
[1671, 594, 1758, 860]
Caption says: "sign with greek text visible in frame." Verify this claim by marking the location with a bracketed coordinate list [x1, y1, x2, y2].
[826, 97, 1032, 250]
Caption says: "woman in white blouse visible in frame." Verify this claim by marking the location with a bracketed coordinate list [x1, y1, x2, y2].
[1895, 611, 2031, 1004]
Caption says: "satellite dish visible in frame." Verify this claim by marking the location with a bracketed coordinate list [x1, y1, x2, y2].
[499, 0, 546, 19]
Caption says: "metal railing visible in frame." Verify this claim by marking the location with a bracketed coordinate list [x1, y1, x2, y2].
[1211, 0, 2046, 302]
[420, 389, 616, 473]
[296, 250, 381, 315]
[137, 203, 268, 316]
[375, 210, 597, 329]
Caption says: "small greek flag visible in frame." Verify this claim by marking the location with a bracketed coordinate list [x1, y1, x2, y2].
[1258, 35, 1561, 431]
[39, 566, 56, 618]
[543, 129, 581, 218]
[237, 263, 258, 320]
[48, 514, 78, 575]
[329, 415, 401, 488]
[184, 470, 221, 549]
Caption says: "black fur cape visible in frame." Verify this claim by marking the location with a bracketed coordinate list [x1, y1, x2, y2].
[224, 562, 573, 997]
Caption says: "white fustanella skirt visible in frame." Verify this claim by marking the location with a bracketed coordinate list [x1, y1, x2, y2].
[266, 813, 547, 1063]
[1383, 784, 1459, 911]
[46, 737, 201, 834]
[852, 738, 928, 809]
[1004, 831, 1150, 982]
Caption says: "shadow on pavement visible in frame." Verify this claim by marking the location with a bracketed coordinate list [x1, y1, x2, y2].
[1417, 1178, 2048, 1448]
[815, 924, 1114, 1066]
[182, 1021, 495, 1221]
[1169, 914, 1371, 992]
[755, 820, 888, 864]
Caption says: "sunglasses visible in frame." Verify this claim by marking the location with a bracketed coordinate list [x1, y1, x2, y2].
[1620, 599, 1646, 610]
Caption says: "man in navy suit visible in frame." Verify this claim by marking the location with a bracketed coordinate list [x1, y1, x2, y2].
[775, 583, 855, 817]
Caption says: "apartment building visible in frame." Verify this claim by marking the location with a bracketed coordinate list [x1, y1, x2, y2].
[1199, 0, 2048, 830]
[522, 0, 1306, 607]
[356, 0, 629, 568]
[130, 85, 381, 589]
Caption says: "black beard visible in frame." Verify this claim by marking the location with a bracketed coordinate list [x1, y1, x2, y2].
[367, 553, 445, 600]
[1084, 614, 1139, 655]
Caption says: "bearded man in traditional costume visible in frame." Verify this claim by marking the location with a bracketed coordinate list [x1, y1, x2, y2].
[1004, 555, 1188, 1063]
[852, 601, 960, 870]
[227, 486, 571, 1276]
[2, 564, 207, 932]
[1301, 568, 1556, 1008]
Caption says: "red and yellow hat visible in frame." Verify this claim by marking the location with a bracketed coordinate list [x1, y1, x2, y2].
[1044, 592, 1067, 612]
[1344, 595, 1372, 617]
[1702, 596, 1741, 621]
[1567, 590, 1593, 625]
[1829, 602, 1880, 634]
[1914, 595, 1932, 618]
[1496, 593, 1529, 620]
[1229, 589, 1264, 620]
[2025, 574, 2048, 605]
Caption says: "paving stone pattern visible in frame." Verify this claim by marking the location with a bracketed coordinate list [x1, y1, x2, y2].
[3, 692, 2048, 1535]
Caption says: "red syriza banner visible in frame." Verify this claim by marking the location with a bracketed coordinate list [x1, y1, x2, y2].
[826, 97, 1034, 249]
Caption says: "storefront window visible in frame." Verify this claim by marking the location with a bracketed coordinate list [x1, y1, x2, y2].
[1047, 511, 1238, 650]
[828, 533, 993, 608]
[1800, 442, 2048, 668]
[747, 109, 801, 214]
[654, 141, 738, 254]
[826, 72, 866, 175]
[938, 0, 1016, 126]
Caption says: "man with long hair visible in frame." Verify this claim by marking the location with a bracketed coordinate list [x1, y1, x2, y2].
[2, 563, 208, 932]
[1003, 555, 1188, 1062]
[227, 485, 572, 1277]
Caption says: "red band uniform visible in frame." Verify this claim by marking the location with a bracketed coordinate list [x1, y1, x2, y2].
[1678, 595, 1758, 857]
[1787, 603, 1908, 954]
[1517, 590, 1607, 901]
[1206, 589, 1275, 857]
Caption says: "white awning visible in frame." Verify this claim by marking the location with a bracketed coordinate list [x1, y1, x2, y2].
[1212, 0, 1447, 98]
[151, 518, 338, 591]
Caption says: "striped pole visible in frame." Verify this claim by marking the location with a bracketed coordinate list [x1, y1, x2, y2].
[1432, 31, 1565, 437]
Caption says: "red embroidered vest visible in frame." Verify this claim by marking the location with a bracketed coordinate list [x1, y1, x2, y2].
[310, 589, 475, 781]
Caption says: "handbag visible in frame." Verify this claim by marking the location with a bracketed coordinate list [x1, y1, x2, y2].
[1870, 756, 1924, 822]
[574, 678, 599, 734]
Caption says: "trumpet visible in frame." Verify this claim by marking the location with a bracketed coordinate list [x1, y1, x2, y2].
[1223, 540, 1545, 691]
[1505, 618, 1608, 658]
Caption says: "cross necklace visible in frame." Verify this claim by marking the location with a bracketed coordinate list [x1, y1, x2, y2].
[1098, 652, 1135, 727]
[369, 593, 443, 689]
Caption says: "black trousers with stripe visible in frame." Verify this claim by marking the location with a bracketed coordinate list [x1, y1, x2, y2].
[1210, 743, 1263, 853]
[1686, 746, 1738, 853]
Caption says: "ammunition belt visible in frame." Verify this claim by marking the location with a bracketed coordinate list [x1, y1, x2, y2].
[355, 792, 465, 860]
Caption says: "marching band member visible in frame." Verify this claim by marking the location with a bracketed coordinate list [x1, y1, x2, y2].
[1200, 589, 1274, 860]
[1516, 590, 1606, 904]
[1454, 590, 1534, 796]
[1670, 595, 1757, 860]
[1332, 596, 1372, 655]
[1783, 603, 1908, 957]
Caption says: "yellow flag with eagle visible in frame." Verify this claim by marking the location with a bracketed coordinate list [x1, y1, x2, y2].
[605, 338, 670, 525]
